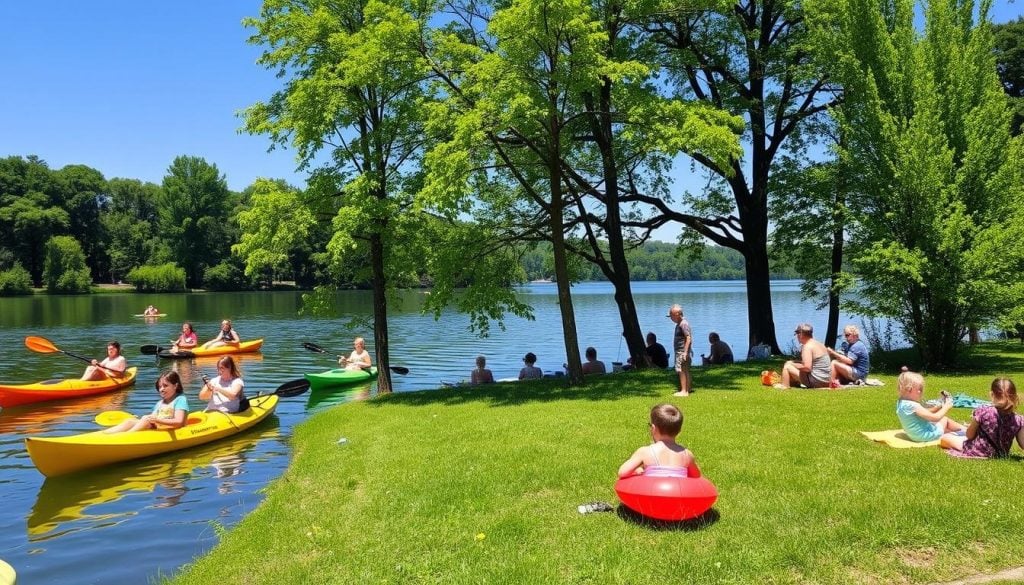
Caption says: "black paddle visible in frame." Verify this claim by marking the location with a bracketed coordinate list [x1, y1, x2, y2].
[302, 341, 409, 375]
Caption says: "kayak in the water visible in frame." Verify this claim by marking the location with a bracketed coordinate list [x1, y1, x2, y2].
[24, 394, 278, 477]
[157, 339, 264, 359]
[305, 366, 378, 389]
[0, 367, 138, 409]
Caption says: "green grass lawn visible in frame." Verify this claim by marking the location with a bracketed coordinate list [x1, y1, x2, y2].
[171, 342, 1024, 584]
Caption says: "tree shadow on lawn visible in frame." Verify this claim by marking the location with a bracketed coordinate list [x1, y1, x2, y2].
[372, 363, 769, 409]
[615, 505, 720, 531]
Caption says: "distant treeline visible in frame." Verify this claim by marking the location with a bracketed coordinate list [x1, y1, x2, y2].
[520, 241, 799, 282]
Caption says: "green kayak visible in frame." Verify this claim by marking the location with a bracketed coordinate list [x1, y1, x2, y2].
[305, 367, 378, 389]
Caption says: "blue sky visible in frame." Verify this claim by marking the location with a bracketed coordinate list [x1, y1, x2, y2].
[1, 1, 1021, 241]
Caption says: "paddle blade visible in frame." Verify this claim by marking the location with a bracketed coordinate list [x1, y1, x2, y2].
[95, 410, 134, 426]
[274, 379, 311, 397]
[302, 342, 328, 354]
[140, 345, 161, 355]
[25, 336, 60, 354]
[390, 366, 410, 375]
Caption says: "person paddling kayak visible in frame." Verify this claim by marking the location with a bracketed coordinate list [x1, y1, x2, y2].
[339, 337, 373, 371]
[81, 341, 127, 381]
[201, 319, 240, 350]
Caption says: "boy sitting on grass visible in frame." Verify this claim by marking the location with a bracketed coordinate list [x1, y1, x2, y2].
[618, 404, 695, 478]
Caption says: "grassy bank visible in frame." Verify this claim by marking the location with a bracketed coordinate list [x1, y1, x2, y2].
[171, 343, 1024, 584]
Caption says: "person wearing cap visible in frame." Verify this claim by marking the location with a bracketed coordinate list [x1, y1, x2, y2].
[778, 323, 830, 388]
[519, 352, 542, 380]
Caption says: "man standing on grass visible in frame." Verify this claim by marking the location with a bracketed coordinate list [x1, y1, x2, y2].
[669, 304, 692, 397]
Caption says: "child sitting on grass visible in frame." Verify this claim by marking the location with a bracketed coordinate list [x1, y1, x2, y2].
[944, 377, 1024, 457]
[896, 370, 965, 442]
[618, 404, 695, 478]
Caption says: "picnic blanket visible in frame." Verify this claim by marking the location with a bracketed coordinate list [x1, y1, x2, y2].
[860, 429, 940, 448]
[925, 393, 991, 409]
[837, 377, 885, 388]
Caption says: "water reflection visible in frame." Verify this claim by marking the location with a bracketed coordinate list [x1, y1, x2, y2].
[306, 382, 373, 411]
[0, 391, 130, 436]
[28, 427, 277, 541]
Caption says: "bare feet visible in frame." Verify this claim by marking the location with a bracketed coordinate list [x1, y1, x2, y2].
[772, 383, 786, 389]
[672, 391, 690, 397]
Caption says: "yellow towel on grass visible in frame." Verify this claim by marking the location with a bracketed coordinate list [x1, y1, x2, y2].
[860, 429, 940, 448]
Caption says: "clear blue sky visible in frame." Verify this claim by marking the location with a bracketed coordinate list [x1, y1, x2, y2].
[1, 0, 1020, 237]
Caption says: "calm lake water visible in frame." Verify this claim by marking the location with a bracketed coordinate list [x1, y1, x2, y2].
[0, 281, 881, 583]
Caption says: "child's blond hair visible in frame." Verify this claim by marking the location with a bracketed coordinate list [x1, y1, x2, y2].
[897, 371, 924, 398]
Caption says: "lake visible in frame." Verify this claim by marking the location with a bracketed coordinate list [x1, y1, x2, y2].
[0, 281, 883, 583]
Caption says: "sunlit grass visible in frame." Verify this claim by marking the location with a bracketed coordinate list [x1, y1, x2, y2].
[171, 342, 1024, 584]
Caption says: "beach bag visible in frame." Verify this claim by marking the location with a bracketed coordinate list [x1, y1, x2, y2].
[760, 370, 780, 386]
[750, 344, 771, 360]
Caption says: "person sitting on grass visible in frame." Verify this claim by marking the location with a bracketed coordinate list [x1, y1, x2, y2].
[618, 403, 695, 478]
[104, 371, 188, 434]
[896, 370, 966, 442]
[701, 332, 734, 366]
[519, 352, 542, 380]
[827, 324, 870, 385]
[470, 355, 495, 385]
[776, 323, 830, 389]
[943, 377, 1024, 456]
[581, 346, 607, 375]
[202, 319, 240, 350]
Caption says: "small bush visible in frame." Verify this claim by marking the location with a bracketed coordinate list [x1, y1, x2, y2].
[43, 236, 92, 294]
[0, 262, 33, 295]
[203, 260, 256, 291]
[127, 263, 187, 292]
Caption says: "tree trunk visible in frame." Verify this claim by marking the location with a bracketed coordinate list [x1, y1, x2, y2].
[825, 170, 846, 349]
[370, 232, 392, 393]
[548, 115, 583, 384]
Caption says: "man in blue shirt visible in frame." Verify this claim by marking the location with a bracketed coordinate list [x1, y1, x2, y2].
[827, 324, 870, 384]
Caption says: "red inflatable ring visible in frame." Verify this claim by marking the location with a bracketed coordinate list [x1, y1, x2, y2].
[614, 464, 718, 521]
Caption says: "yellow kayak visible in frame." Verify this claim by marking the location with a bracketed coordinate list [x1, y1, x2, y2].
[24, 394, 278, 477]
[156, 339, 264, 359]
[0, 368, 138, 409]
[0, 559, 13, 585]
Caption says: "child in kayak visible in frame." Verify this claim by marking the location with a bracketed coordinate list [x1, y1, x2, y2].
[202, 319, 240, 350]
[104, 371, 189, 433]
[618, 403, 695, 478]
[201, 356, 246, 413]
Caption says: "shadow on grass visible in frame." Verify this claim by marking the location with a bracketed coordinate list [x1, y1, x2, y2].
[615, 505, 720, 531]
[372, 361, 775, 409]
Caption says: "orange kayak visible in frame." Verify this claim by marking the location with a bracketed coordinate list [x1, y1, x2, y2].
[156, 339, 264, 359]
[0, 368, 138, 409]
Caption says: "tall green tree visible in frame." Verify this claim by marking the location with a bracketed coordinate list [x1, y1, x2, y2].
[809, 0, 1024, 367]
[101, 178, 164, 282]
[993, 17, 1024, 135]
[53, 164, 108, 281]
[244, 0, 529, 391]
[158, 156, 234, 288]
[422, 0, 740, 379]
[630, 0, 838, 355]
[43, 235, 92, 293]
[0, 156, 70, 286]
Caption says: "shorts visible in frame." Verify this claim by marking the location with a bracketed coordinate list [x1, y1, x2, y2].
[799, 371, 830, 389]
[674, 352, 691, 372]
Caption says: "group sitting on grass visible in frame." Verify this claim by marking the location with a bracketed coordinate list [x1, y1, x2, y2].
[896, 370, 1024, 458]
